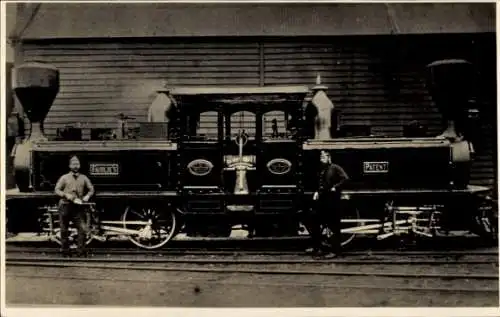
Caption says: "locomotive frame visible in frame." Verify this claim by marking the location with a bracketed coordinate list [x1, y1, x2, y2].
[5, 60, 498, 250]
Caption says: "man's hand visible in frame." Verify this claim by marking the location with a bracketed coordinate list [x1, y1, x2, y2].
[82, 195, 90, 202]
[331, 187, 336, 192]
[313, 192, 319, 201]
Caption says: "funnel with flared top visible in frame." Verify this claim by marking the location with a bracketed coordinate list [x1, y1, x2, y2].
[426, 59, 477, 140]
[12, 62, 59, 141]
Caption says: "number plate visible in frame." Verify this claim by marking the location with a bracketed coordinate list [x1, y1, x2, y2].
[89, 163, 120, 176]
[363, 161, 389, 174]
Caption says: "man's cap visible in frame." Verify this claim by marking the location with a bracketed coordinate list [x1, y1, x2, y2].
[69, 155, 80, 163]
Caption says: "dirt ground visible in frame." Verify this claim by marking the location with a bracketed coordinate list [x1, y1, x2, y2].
[5, 265, 498, 307]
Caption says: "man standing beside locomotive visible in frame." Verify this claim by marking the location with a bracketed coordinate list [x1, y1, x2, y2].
[54, 155, 95, 257]
[306, 150, 349, 258]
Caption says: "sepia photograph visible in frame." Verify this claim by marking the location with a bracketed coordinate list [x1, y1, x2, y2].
[2, 1, 499, 315]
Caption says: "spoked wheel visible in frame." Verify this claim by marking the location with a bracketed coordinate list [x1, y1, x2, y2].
[122, 206, 177, 249]
[321, 202, 362, 248]
[473, 197, 498, 243]
[341, 205, 362, 247]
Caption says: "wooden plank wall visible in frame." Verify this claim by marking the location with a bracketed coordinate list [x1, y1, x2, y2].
[263, 40, 442, 136]
[21, 41, 261, 137]
[5, 62, 15, 189]
[19, 35, 496, 188]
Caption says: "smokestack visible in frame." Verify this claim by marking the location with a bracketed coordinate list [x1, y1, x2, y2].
[11, 62, 59, 191]
[12, 61, 59, 141]
[426, 59, 476, 141]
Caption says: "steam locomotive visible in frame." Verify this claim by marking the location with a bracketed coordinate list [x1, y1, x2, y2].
[6, 60, 497, 249]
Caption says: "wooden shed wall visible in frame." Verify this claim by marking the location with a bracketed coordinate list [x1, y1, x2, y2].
[19, 34, 496, 188]
[5, 62, 15, 189]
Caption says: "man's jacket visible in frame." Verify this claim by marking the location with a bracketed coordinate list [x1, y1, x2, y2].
[317, 163, 349, 196]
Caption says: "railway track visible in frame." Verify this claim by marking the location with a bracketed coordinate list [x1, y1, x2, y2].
[6, 245, 498, 257]
[6, 258, 499, 278]
[6, 257, 498, 294]
[7, 235, 498, 266]
[6, 245, 498, 304]
[6, 254, 499, 265]
[7, 246, 498, 280]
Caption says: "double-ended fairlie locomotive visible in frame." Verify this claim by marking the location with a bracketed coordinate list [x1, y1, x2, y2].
[6, 59, 497, 249]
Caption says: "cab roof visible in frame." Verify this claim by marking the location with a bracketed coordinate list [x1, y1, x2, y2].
[169, 86, 310, 107]
[169, 86, 310, 95]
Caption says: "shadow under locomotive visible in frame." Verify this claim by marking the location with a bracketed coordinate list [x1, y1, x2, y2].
[6, 60, 498, 250]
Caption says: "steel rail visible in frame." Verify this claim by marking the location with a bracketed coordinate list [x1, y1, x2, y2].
[6, 260, 499, 280]
[6, 247, 499, 257]
[7, 272, 498, 294]
[5, 256, 499, 266]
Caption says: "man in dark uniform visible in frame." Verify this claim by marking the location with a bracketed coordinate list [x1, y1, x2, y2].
[54, 155, 95, 257]
[305, 150, 349, 258]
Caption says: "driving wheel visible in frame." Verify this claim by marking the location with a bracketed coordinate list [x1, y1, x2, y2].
[122, 205, 177, 249]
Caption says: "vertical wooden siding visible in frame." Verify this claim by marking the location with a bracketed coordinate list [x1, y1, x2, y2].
[5, 62, 15, 189]
[21, 41, 261, 137]
[20, 36, 496, 188]
[263, 40, 442, 136]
